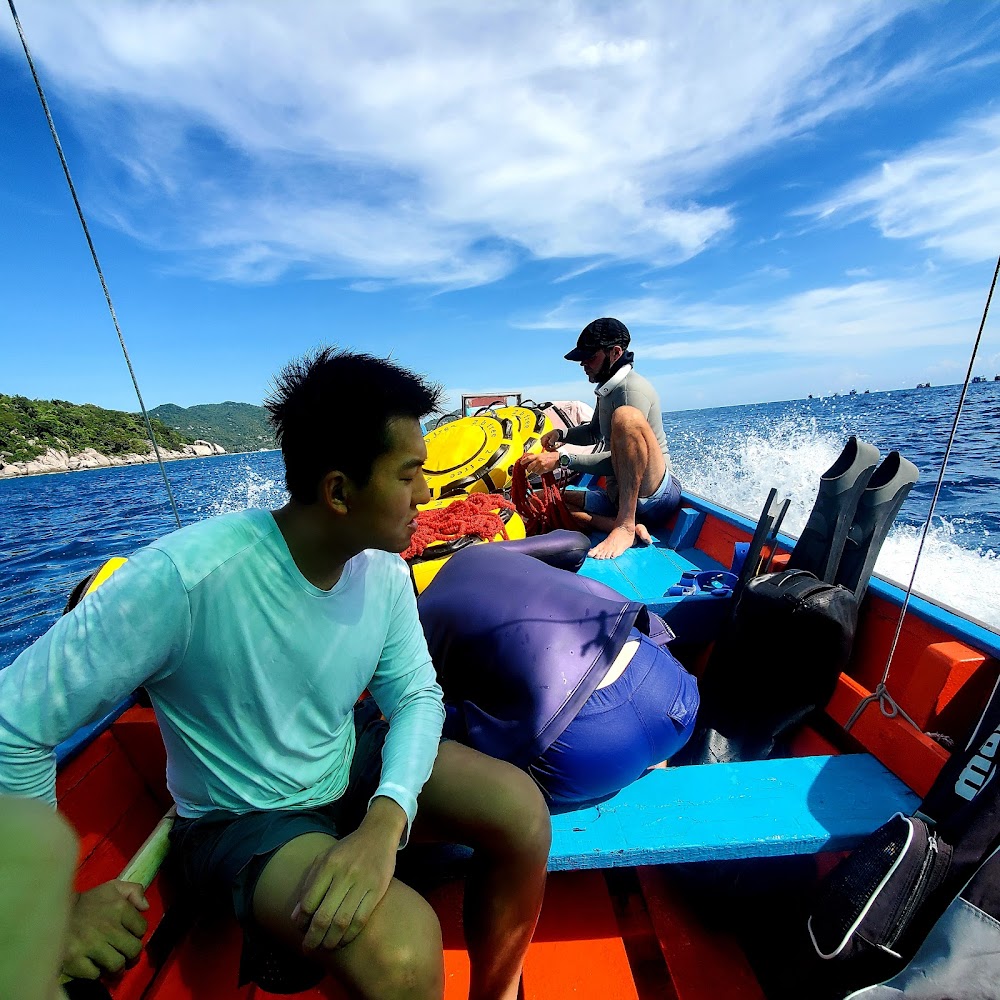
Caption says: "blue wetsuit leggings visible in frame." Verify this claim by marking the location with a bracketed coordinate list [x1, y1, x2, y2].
[529, 628, 699, 812]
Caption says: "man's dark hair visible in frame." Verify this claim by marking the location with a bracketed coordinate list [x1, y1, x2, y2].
[265, 347, 442, 503]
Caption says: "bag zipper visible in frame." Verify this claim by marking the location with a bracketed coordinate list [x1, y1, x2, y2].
[883, 832, 942, 952]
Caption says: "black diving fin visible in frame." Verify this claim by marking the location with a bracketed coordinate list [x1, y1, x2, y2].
[835, 451, 919, 601]
[786, 437, 881, 583]
[733, 488, 790, 602]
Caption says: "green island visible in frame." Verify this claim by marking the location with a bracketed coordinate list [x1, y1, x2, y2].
[0, 394, 194, 465]
[0, 396, 275, 466]
[148, 402, 275, 455]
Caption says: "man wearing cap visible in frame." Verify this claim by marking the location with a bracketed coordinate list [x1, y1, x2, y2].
[523, 318, 680, 559]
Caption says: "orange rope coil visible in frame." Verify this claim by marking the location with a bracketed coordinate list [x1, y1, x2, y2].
[509, 461, 577, 535]
[401, 492, 516, 561]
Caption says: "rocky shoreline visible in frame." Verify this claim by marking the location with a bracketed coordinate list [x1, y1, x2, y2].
[0, 440, 227, 479]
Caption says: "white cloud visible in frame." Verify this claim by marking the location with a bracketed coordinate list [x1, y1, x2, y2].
[515, 277, 984, 364]
[806, 112, 1000, 263]
[2, 0, 940, 287]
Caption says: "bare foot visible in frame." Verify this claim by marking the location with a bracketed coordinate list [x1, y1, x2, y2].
[634, 524, 652, 546]
[588, 524, 636, 559]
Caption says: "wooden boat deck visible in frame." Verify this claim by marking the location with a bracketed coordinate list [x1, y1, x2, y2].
[54, 493, 1000, 999]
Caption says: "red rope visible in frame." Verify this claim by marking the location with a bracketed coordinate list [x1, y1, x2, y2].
[401, 492, 516, 561]
[510, 461, 577, 535]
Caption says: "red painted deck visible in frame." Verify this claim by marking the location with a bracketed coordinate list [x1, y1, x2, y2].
[53, 505, 999, 999]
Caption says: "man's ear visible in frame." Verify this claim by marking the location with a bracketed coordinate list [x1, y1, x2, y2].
[609, 345, 623, 364]
[319, 470, 350, 514]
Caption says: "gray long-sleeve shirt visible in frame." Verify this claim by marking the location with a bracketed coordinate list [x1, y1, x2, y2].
[563, 366, 672, 496]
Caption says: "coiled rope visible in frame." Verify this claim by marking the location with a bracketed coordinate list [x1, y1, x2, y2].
[509, 461, 577, 535]
[401, 492, 515, 561]
[8, 0, 182, 530]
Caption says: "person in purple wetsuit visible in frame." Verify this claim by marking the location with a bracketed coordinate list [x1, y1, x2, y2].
[419, 544, 699, 812]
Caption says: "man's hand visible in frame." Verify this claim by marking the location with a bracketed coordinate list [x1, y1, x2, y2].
[292, 797, 404, 952]
[540, 429, 562, 452]
[520, 450, 560, 478]
[62, 880, 149, 980]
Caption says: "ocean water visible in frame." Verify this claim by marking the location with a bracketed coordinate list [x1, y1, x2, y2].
[1, 382, 998, 668]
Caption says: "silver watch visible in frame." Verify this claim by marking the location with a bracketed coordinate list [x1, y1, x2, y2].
[558, 452, 572, 469]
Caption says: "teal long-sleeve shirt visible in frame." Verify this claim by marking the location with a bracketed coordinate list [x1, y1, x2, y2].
[0, 509, 445, 839]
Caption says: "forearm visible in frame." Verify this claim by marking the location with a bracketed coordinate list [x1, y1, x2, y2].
[564, 449, 614, 477]
[0, 735, 57, 805]
[361, 795, 407, 845]
[373, 683, 445, 842]
[562, 423, 598, 447]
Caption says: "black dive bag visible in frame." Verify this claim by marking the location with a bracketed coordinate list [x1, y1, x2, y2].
[806, 675, 1000, 995]
[673, 568, 859, 766]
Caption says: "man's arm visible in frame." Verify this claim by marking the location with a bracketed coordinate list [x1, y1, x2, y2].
[562, 405, 600, 448]
[364, 569, 446, 842]
[0, 548, 189, 980]
[0, 547, 189, 803]
[559, 404, 614, 476]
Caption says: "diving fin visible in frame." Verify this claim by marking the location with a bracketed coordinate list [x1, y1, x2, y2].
[733, 489, 790, 602]
[786, 437, 881, 583]
[835, 451, 919, 601]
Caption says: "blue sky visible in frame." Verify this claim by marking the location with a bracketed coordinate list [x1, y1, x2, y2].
[1, 0, 999, 414]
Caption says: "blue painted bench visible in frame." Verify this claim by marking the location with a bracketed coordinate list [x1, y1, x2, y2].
[546, 753, 918, 871]
[571, 501, 735, 640]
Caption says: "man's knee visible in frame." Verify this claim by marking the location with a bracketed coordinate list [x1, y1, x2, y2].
[609, 405, 646, 436]
[330, 893, 443, 1000]
[359, 913, 443, 1000]
[490, 766, 552, 862]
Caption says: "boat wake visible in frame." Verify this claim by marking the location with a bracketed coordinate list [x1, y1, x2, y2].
[675, 419, 1000, 632]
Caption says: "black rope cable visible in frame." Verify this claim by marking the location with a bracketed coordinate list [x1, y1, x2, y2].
[845, 252, 1000, 734]
[8, 0, 183, 530]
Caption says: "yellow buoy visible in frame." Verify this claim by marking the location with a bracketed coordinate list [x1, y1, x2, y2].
[423, 415, 517, 498]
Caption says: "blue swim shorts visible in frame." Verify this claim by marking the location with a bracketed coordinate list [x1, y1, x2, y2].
[529, 627, 699, 811]
[583, 470, 682, 528]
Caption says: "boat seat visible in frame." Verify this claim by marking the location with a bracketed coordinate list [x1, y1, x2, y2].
[547, 753, 918, 870]
[574, 505, 736, 642]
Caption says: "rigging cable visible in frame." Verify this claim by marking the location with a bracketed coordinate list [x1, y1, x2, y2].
[845, 252, 1000, 735]
[8, 0, 183, 530]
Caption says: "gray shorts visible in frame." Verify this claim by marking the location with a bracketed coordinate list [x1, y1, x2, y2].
[168, 698, 388, 991]
[583, 471, 682, 527]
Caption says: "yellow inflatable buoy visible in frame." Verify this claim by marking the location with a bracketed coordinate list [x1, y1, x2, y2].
[423, 415, 519, 498]
[492, 405, 552, 459]
[63, 556, 129, 614]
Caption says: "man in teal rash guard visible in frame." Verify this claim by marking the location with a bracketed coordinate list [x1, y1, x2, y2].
[524, 317, 680, 560]
[0, 348, 550, 1000]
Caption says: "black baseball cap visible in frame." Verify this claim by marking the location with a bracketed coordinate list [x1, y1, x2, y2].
[564, 317, 631, 361]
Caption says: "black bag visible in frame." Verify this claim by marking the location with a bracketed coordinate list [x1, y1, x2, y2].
[806, 671, 1000, 995]
[673, 568, 859, 765]
[837, 842, 1000, 998]
[807, 813, 952, 984]
[916, 674, 1000, 900]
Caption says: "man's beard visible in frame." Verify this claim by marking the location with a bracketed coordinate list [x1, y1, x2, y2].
[588, 355, 614, 383]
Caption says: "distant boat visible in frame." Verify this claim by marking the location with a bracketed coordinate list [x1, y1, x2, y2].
[972, 376, 987, 384]
[849, 389, 858, 396]
[863, 389, 870, 394]
[917, 382, 932, 389]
